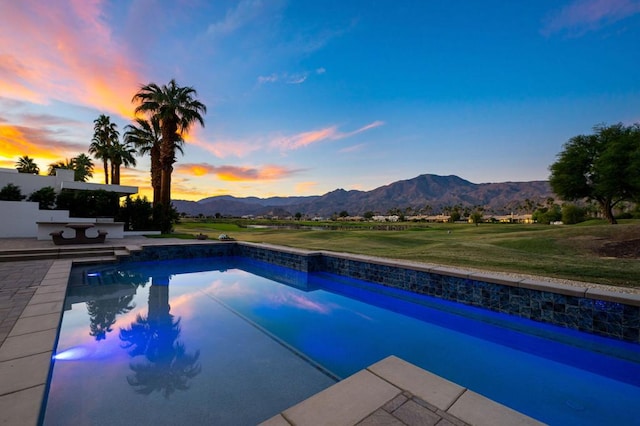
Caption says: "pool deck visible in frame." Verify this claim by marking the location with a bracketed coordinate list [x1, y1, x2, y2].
[4, 236, 633, 425]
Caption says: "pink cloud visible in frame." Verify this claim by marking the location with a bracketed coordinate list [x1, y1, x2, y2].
[542, 0, 640, 36]
[270, 121, 384, 151]
[190, 137, 261, 158]
[175, 162, 303, 181]
[0, 0, 143, 117]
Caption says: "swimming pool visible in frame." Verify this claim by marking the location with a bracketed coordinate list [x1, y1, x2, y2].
[42, 256, 640, 425]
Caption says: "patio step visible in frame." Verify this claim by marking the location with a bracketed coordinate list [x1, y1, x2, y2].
[0, 246, 128, 262]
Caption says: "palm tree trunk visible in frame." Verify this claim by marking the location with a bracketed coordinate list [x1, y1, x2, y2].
[103, 161, 109, 185]
[151, 146, 161, 208]
[113, 164, 121, 185]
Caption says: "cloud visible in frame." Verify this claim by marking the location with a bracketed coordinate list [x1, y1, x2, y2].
[339, 143, 366, 154]
[541, 0, 640, 36]
[0, 1, 143, 118]
[189, 137, 262, 158]
[0, 124, 88, 164]
[207, 0, 285, 37]
[270, 121, 384, 151]
[175, 163, 303, 181]
[257, 67, 326, 86]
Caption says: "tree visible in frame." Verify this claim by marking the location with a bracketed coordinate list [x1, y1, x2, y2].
[549, 123, 640, 224]
[0, 183, 25, 201]
[73, 153, 94, 182]
[110, 140, 137, 185]
[47, 155, 93, 182]
[562, 204, 586, 225]
[124, 116, 183, 207]
[16, 156, 40, 174]
[27, 186, 56, 209]
[132, 79, 206, 233]
[48, 159, 74, 176]
[90, 114, 120, 185]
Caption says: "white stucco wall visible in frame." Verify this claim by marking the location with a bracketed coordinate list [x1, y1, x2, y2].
[0, 168, 74, 196]
[0, 167, 138, 239]
[0, 201, 74, 238]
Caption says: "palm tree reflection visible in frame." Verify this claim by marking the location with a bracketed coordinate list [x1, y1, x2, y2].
[87, 294, 135, 341]
[119, 275, 201, 397]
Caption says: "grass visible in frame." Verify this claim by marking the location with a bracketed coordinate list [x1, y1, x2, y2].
[172, 219, 640, 288]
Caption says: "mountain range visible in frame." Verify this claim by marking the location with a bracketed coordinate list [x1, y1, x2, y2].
[172, 174, 554, 218]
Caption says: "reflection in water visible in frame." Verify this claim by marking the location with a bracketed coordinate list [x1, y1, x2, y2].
[87, 294, 136, 340]
[119, 275, 201, 398]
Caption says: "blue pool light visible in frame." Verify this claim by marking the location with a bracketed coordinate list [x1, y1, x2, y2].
[53, 346, 94, 361]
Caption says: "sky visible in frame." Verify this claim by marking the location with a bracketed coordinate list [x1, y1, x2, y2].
[1, 0, 639, 201]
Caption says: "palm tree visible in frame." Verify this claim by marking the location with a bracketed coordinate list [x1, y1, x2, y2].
[47, 159, 74, 176]
[89, 114, 119, 184]
[110, 140, 137, 185]
[16, 155, 40, 174]
[124, 116, 184, 207]
[119, 277, 201, 397]
[73, 153, 94, 182]
[132, 79, 206, 231]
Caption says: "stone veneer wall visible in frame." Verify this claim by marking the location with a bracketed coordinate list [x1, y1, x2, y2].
[123, 242, 640, 343]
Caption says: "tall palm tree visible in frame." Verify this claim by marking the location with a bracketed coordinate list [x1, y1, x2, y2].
[16, 155, 40, 174]
[89, 114, 119, 184]
[124, 116, 184, 207]
[110, 140, 137, 185]
[132, 79, 206, 231]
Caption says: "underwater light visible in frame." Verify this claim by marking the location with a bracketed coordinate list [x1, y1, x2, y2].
[86, 272, 100, 277]
[53, 346, 93, 361]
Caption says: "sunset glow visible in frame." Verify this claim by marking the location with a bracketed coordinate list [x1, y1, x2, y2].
[1, 1, 638, 201]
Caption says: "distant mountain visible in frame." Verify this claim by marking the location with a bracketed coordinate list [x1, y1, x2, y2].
[172, 174, 553, 217]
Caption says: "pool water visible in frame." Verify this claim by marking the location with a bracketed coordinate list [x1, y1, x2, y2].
[42, 257, 640, 425]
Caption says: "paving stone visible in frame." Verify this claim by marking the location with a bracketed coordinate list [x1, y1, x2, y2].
[0, 328, 57, 361]
[283, 369, 401, 426]
[382, 393, 409, 412]
[448, 390, 544, 426]
[20, 301, 63, 318]
[358, 408, 406, 425]
[0, 352, 51, 395]
[368, 355, 465, 411]
[9, 313, 60, 337]
[0, 385, 45, 426]
[392, 399, 441, 426]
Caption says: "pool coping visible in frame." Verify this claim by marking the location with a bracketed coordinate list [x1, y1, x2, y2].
[1, 239, 637, 425]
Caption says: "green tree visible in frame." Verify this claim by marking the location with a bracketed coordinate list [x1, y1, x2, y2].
[15, 155, 40, 174]
[549, 123, 640, 224]
[124, 116, 183, 207]
[132, 79, 206, 232]
[73, 153, 94, 182]
[48, 159, 74, 176]
[90, 114, 119, 185]
[0, 183, 25, 201]
[532, 205, 561, 224]
[27, 186, 56, 209]
[561, 204, 586, 225]
[47, 155, 93, 182]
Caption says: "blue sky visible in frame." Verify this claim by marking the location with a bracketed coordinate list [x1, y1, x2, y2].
[1, 0, 639, 200]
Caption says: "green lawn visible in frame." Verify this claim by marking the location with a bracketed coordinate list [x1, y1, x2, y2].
[172, 219, 640, 288]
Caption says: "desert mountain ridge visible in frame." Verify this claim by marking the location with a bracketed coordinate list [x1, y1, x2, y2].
[172, 174, 554, 217]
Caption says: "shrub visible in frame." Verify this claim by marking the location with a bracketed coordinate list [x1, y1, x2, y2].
[56, 189, 119, 217]
[0, 183, 25, 201]
[28, 186, 57, 209]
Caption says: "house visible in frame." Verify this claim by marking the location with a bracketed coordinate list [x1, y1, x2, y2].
[0, 168, 137, 239]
